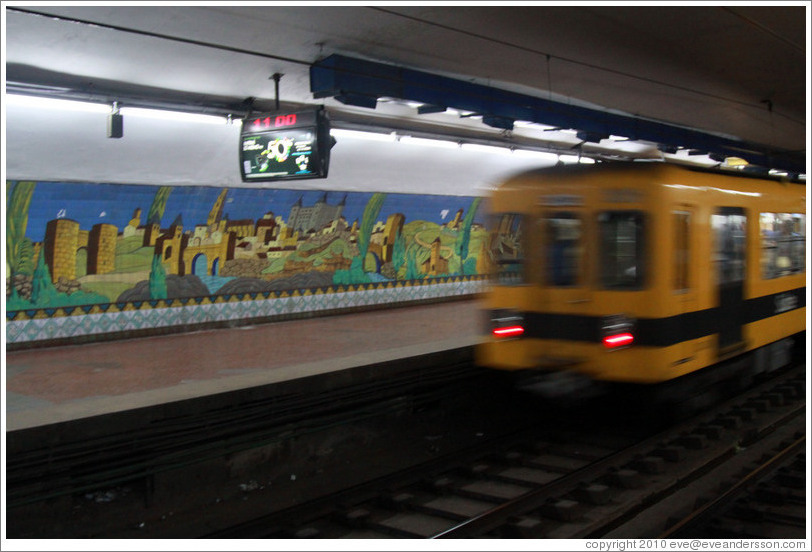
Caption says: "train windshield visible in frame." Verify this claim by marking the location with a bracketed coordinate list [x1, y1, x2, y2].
[599, 211, 645, 289]
[544, 213, 581, 286]
[488, 213, 524, 284]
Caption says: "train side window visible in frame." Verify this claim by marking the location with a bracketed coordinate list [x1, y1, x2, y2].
[488, 213, 525, 285]
[673, 211, 691, 291]
[791, 214, 806, 273]
[598, 211, 644, 289]
[760, 212, 806, 278]
[544, 212, 581, 286]
[712, 211, 746, 284]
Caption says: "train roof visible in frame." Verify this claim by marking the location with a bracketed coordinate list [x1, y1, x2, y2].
[498, 160, 806, 189]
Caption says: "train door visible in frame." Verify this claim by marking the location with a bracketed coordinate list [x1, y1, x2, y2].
[712, 207, 747, 354]
[672, 207, 697, 364]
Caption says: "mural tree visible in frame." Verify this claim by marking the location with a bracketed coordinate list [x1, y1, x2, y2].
[147, 186, 172, 225]
[6, 181, 36, 298]
[30, 247, 56, 305]
[357, 193, 386, 262]
[149, 254, 167, 300]
[454, 197, 482, 275]
[334, 192, 387, 285]
[392, 231, 407, 275]
[404, 246, 422, 280]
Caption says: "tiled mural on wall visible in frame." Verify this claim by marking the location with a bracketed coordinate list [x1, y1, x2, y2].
[6, 180, 493, 345]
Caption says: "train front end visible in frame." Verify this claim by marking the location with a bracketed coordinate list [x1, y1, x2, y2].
[476, 165, 662, 391]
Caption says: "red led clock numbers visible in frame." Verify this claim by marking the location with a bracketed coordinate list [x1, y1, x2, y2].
[251, 114, 297, 131]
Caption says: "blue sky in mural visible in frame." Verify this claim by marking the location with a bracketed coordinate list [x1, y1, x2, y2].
[22, 182, 484, 241]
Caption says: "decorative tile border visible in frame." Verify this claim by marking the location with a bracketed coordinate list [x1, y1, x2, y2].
[6, 276, 487, 346]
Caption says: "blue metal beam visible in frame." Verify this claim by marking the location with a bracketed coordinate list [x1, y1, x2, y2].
[310, 54, 804, 175]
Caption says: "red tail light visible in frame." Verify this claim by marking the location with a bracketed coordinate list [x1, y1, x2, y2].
[603, 332, 634, 348]
[492, 325, 525, 339]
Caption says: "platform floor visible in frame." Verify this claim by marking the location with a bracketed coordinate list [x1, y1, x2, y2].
[5, 300, 483, 431]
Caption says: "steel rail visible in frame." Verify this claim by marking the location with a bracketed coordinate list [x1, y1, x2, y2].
[658, 434, 806, 538]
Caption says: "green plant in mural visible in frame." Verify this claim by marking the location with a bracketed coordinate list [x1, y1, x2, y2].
[333, 256, 363, 286]
[333, 192, 386, 285]
[6, 181, 37, 298]
[404, 247, 422, 280]
[357, 192, 386, 261]
[149, 254, 167, 300]
[147, 186, 172, 225]
[392, 231, 406, 274]
[454, 197, 482, 275]
[30, 247, 57, 305]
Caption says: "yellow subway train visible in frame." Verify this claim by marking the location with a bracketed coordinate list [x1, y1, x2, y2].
[477, 161, 806, 394]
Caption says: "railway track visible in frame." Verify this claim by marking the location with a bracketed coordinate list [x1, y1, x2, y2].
[206, 364, 806, 539]
[602, 365, 807, 541]
[658, 434, 806, 539]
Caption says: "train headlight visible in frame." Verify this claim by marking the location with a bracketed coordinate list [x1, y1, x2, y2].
[602, 314, 635, 349]
[490, 309, 525, 340]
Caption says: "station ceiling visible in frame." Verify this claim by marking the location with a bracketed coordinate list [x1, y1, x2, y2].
[4, 4, 808, 174]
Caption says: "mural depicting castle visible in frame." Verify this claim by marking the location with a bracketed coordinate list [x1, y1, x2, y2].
[288, 192, 346, 235]
[6, 181, 491, 314]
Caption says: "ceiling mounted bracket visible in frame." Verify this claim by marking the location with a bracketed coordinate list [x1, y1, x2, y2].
[270, 73, 284, 111]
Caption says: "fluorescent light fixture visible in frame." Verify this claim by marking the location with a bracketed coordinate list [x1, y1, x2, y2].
[446, 108, 481, 119]
[558, 155, 596, 164]
[7, 93, 230, 124]
[609, 134, 630, 141]
[460, 143, 510, 155]
[511, 150, 559, 162]
[399, 136, 459, 149]
[330, 129, 397, 142]
[664, 150, 718, 166]
[768, 169, 788, 177]
[6, 93, 111, 113]
[513, 120, 558, 131]
[121, 107, 226, 125]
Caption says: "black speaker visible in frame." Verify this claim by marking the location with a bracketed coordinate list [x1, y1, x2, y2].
[107, 112, 123, 138]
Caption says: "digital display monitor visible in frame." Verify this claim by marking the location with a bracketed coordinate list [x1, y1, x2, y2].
[239, 108, 332, 181]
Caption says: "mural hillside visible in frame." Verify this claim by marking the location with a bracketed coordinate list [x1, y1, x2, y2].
[5, 180, 493, 313]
